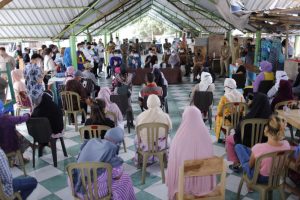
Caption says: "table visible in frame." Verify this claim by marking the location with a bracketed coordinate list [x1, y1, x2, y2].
[277, 110, 300, 130]
[127, 68, 182, 85]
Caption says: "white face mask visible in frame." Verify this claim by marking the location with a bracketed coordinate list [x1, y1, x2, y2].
[150, 53, 153, 56]
[80, 47, 84, 51]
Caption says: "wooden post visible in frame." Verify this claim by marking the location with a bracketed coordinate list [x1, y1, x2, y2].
[285, 25, 289, 59]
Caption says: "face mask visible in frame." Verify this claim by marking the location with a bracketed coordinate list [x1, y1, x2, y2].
[134, 54, 139, 57]
[80, 47, 83, 51]
[150, 53, 153, 56]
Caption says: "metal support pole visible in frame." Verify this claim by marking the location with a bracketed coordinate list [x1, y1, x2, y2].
[254, 30, 261, 65]
[285, 25, 289, 59]
[86, 33, 92, 43]
[69, 34, 78, 70]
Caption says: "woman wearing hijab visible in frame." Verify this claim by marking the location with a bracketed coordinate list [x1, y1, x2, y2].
[64, 66, 75, 84]
[85, 100, 115, 139]
[215, 78, 245, 141]
[252, 61, 274, 93]
[63, 47, 72, 68]
[11, 69, 31, 107]
[73, 128, 136, 200]
[267, 71, 288, 102]
[31, 91, 64, 138]
[271, 79, 294, 111]
[166, 106, 216, 200]
[0, 100, 31, 161]
[97, 87, 123, 124]
[133, 94, 172, 165]
[225, 93, 272, 171]
[168, 50, 180, 68]
[191, 72, 215, 100]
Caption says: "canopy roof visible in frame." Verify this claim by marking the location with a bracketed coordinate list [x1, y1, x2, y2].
[0, 0, 299, 40]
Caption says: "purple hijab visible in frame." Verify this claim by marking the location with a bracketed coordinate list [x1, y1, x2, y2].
[253, 61, 273, 92]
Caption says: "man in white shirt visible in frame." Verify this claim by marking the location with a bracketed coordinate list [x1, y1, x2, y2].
[115, 37, 121, 50]
[97, 40, 105, 73]
[0, 47, 16, 73]
[82, 42, 93, 63]
[43, 48, 56, 74]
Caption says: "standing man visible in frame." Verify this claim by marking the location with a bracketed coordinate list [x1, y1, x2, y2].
[77, 43, 87, 71]
[220, 39, 230, 78]
[97, 39, 105, 74]
[163, 39, 171, 53]
[0, 47, 16, 72]
[231, 37, 240, 65]
[115, 37, 121, 50]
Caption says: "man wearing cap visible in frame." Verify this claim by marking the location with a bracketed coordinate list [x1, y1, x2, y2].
[65, 70, 89, 123]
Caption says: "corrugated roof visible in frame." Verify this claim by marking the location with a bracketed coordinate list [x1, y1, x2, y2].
[0, 0, 300, 40]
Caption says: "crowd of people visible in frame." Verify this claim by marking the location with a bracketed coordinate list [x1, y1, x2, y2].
[0, 34, 299, 200]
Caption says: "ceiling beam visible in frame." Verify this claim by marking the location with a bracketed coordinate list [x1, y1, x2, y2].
[0, 0, 11, 9]
[0, 23, 69, 26]
[0, 6, 88, 10]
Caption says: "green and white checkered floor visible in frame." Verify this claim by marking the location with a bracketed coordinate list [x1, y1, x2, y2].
[14, 76, 299, 200]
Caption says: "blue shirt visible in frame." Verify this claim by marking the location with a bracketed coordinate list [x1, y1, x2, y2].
[0, 148, 13, 198]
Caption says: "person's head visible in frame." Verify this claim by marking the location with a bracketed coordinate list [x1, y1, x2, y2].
[116, 37, 119, 41]
[264, 115, 286, 141]
[236, 58, 243, 66]
[77, 43, 84, 50]
[171, 50, 176, 56]
[24, 48, 29, 53]
[246, 38, 253, 45]
[278, 79, 293, 96]
[233, 37, 238, 45]
[30, 53, 43, 66]
[104, 127, 124, 145]
[11, 69, 23, 83]
[0, 47, 6, 56]
[200, 72, 213, 85]
[90, 100, 106, 122]
[74, 70, 83, 81]
[136, 38, 139, 43]
[44, 48, 53, 56]
[83, 63, 92, 71]
[223, 39, 228, 46]
[99, 38, 102, 43]
[146, 72, 154, 83]
[147, 94, 161, 109]
[224, 78, 237, 93]
[260, 61, 273, 72]
[65, 66, 75, 77]
[165, 38, 168, 43]
[41, 45, 47, 50]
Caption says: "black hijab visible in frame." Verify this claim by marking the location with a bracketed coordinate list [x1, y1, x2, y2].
[31, 91, 64, 134]
[234, 93, 272, 146]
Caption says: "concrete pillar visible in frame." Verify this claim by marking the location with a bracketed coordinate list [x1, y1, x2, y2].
[69, 34, 78, 70]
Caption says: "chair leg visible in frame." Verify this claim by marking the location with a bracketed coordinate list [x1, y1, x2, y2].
[32, 143, 35, 168]
[122, 140, 127, 153]
[236, 178, 244, 200]
[126, 111, 130, 133]
[59, 137, 68, 157]
[74, 112, 78, 132]
[267, 190, 273, 200]
[279, 185, 286, 200]
[64, 113, 67, 130]
[288, 124, 294, 141]
[158, 153, 165, 183]
[17, 151, 26, 176]
[260, 190, 267, 200]
[141, 153, 149, 185]
[50, 139, 58, 167]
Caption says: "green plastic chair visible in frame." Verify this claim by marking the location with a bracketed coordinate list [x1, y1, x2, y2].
[66, 162, 112, 200]
[136, 122, 169, 184]
[240, 118, 268, 148]
[237, 150, 292, 200]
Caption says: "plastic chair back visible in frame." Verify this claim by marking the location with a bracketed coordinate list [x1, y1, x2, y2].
[79, 125, 111, 140]
[177, 157, 226, 200]
[274, 100, 298, 110]
[60, 91, 81, 112]
[26, 118, 52, 144]
[258, 80, 274, 94]
[222, 102, 248, 130]
[232, 73, 246, 89]
[240, 118, 268, 148]
[192, 91, 213, 113]
[136, 122, 169, 153]
[66, 162, 112, 200]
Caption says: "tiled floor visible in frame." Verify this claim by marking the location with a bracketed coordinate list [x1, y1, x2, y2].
[14, 74, 299, 200]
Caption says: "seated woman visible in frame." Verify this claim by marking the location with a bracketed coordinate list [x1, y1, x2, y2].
[234, 115, 290, 185]
[72, 128, 136, 200]
[0, 100, 31, 162]
[11, 69, 31, 108]
[271, 79, 294, 111]
[267, 71, 288, 103]
[64, 66, 75, 84]
[134, 94, 172, 165]
[84, 99, 115, 139]
[97, 87, 123, 125]
[191, 72, 215, 100]
[152, 65, 168, 99]
[234, 58, 246, 75]
[225, 93, 272, 172]
[166, 106, 216, 200]
[31, 91, 64, 139]
[252, 61, 274, 93]
[215, 78, 245, 142]
[168, 50, 180, 68]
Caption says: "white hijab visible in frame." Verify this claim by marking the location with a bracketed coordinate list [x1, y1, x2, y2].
[198, 72, 213, 91]
[224, 78, 245, 102]
[275, 71, 288, 90]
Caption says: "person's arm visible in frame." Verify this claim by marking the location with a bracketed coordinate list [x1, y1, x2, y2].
[0, 151, 13, 197]
[7, 113, 30, 126]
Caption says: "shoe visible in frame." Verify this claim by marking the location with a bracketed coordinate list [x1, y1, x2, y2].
[229, 163, 241, 173]
[106, 76, 110, 79]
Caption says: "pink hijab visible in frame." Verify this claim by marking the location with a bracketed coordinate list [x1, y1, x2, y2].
[97, 87, 123, 123]
[166, 106, 216, 200]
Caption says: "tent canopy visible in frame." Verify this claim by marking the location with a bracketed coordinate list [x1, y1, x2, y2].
[0, 0, 299, 40]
